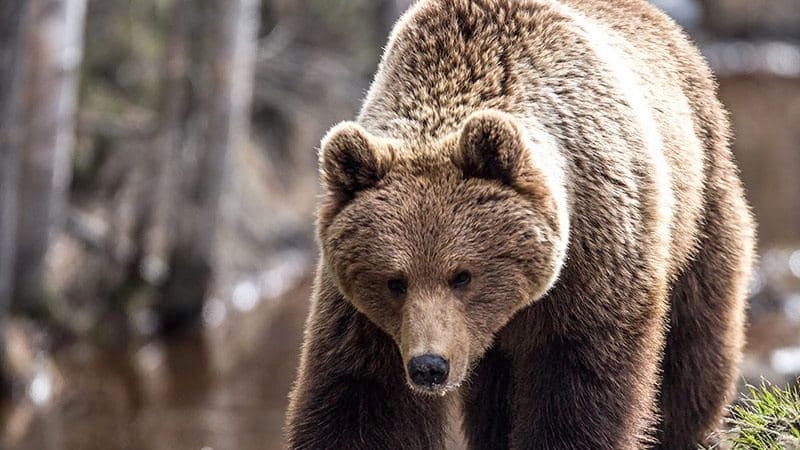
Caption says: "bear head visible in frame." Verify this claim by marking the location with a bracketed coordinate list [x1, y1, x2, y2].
[317, 110, 567, 395]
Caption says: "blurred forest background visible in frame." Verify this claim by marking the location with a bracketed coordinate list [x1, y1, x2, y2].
[0, 0, 799, 449]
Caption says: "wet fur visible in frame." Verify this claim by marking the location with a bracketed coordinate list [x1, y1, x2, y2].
[285, 0, 755, 448]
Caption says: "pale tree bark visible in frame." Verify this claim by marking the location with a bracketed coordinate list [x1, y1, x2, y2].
[157, 0, 261, 329]
[0, 0, 26, 312]
[0, 0, 28, 391]
[12, 0, 87, 313]
[139, 4, 191, 291]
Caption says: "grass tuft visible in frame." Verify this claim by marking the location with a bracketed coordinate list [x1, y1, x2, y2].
[722, 380, 800, 449]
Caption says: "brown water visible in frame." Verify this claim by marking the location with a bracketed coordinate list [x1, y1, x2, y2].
[2, 278, 310, 450]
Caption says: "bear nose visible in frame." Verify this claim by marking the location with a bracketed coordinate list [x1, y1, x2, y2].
[408, 354, 449, 387]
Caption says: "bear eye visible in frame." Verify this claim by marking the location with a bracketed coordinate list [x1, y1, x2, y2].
[451, 270, 471, 289]
[387, 278, 407, 296]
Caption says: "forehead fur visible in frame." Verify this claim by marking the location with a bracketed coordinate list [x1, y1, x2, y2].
[317, 110, 556, 237]
[321, 164, 551, 278]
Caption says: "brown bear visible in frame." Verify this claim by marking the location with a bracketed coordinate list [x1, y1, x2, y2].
[285, 0, 756, 448]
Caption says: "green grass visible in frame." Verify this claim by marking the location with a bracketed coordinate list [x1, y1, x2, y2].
[718, 380, 800, 449]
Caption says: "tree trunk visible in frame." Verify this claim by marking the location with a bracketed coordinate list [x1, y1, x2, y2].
[12, 0, 87, 314]
[0, 0, 28, 393]
[157, 0, 260, 330]
[139, 3, 191, 291]
[0, 0, 27, 311]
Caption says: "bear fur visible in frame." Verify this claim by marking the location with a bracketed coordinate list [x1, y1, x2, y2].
[285, 0, 756, 448]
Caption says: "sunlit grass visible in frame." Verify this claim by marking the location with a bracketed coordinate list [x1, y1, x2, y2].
[708, 380, 800, 449]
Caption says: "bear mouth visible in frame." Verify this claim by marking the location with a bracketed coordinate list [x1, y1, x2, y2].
[407, 380, 462, 397]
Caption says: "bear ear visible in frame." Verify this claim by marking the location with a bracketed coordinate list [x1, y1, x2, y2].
[320, 121, 393, 196]
[454, 110, 528, 184]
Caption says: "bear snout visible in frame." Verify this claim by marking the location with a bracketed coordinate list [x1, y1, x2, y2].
[407, 354, 450, 388]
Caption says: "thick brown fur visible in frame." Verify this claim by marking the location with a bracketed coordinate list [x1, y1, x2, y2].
[285, 0, 756, 449]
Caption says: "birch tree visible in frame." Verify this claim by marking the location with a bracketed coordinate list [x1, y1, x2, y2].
[0, 0, 28, 391]
[0, 0, 26, 312]
[155, 0, 261, 329]
[12, 0, 87, 313]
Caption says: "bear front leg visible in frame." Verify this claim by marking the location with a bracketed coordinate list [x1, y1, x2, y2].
[657, 187, 753, 449]
[499, 293, 665, 450]
[285, 273, 449, 450]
